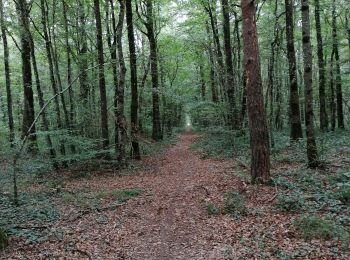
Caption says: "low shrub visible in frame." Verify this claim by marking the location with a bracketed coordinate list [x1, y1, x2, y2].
[275, 191, 304, 212]
[206, 202, 220, 215]
[224, 191, 247, 217]
[0, 228, 8, 250]
[293, 215, 348, 241]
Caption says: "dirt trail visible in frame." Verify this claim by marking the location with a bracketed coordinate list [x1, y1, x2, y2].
[113, 134, 237, 259]
[2, 134, 239, 260]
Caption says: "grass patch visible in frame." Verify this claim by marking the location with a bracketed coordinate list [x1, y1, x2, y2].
[224, 191, 247, 217]
[111, 188, 144, 202]
[294, 215, 349, 241]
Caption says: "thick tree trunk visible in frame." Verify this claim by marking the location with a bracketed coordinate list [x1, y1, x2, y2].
[116, 0, 127, 164]
[332, 0, 344, 129]
[199, 62, 206, 100]
[126, 0, 141, 159]
[145, 0, 162, 141]
[241, 0, 270, 183]
[285, 0, 303, 140]
[0, 0, 15, 146]
[301, 0, 318, 168]
[314, 0, 328, 131]
[94, 0, 110, 151]
[221, 0, 237, 128]
[16, 0, 37, 152]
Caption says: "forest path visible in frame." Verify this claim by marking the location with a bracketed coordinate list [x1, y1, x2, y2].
[112, 133, 237, 259]
[2, 133, 241, 260]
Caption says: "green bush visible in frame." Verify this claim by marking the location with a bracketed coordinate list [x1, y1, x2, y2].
[224, 191, 247, 216]
[275, 191, 304, 212]
[294, 215, 348, 241]
[0, 228, 8, 250]
[334, 185, 350, 205]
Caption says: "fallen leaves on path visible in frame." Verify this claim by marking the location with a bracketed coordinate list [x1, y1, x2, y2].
[1, 134, 348, 259]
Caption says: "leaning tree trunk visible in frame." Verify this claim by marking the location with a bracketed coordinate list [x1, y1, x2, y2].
[16, 0, 37, 152]
[146, 0, 162, 141]
[301, 0, 318, 168]
[0, 0, 15, 146]
[241, 0, 270, 183]
[285, 0, 303, 140]
[332, 0, 344, 129]
[315, 0, 328, 131]
[126, 0, 140, 159]
[94, 0, 110, 151]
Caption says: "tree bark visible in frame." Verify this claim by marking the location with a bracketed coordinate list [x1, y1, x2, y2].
[126, 0, 140, 159]
[221, 0, 237, 127]
[241, 0, 270, 183]
[94, 0, 110, 151]
[332, 0, 344, 129]
[285, 0, 303, 140]
[116, 0, 127, 164]
[16, 0, 37, 152]
[301, 0, 318, 168]
[205, 21, 218, 103]
[314, 0, 328, 131]
[0, 0, 15, 146]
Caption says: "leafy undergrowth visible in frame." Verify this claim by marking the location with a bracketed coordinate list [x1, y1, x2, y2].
[193, 128, 350, 258]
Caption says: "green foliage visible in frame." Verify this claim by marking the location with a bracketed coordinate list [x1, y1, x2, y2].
[111, 189, 144, 203]
[294, 215, 349, 241]
[224, 191, 247, 217]
[275, 191, 305, 212]
[0, 227, 8, 250]
[206, 202, 220, 215]
[334, 185, 350, 205]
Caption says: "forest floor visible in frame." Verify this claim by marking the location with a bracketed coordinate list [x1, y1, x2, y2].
[1, 132, 349, 259]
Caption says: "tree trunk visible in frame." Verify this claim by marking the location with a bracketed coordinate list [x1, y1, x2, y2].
[145, 0, 162, 141]
[29, 34, 58, 169]
[332, 0, 344, 129]
[221, 0, 237, 127]
[241, 0, 270, 183]
[126, 0, 140, 159]
[285, 0, 303, 140]
[330, 51, 336, 131]
[206, 21, 218, 103]
[40, 0, 66, 159]
[0, 0, 15, 146]
[116, 0, 127, 164]
[314, 0, 328, 131]
[94, 0, 110, 151]
[16, 0, 37, 152]
[301, 0, 318, 168]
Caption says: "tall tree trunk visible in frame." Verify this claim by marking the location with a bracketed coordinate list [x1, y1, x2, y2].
[29, 34, 58, 169]
[126, 0, 140, 159]
[40, 0, 66, 159]
[206, 21, 218, 103]
[94, 0, 110, 151]
[116, 0, 127, 163]
[145, 0, 162, 141]
[0, 0, 15, 146]
[221, 0, 237, 127]
[199, 61, 206, 100]
[16, 0, 37, 152]
[346, 15, 350, 61]
[314, 0, 328, 131]
[241, 0, 270, 183]
[301, 0, 318, 168]
[78, 0, 89, 105]
[332, 0, 344, 129]
[330, 51, 336, 131]
[285, 0, 303, 140]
